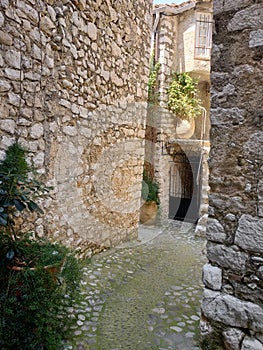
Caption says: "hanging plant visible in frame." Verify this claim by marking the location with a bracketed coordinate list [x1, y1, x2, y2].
[167, 72, 202, 121]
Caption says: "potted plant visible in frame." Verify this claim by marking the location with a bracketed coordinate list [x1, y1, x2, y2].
[167, 72, 203, 139]
[140, 171, 160, 225]
[0, 143, 81, 349]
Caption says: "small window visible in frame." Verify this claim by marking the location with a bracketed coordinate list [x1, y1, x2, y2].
[195, 12, 212, 59]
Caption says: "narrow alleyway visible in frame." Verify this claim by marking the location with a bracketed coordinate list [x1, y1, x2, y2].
[67, 221, 207, 350]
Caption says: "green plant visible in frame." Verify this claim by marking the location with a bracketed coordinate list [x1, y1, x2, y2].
[0, 143, 82, 349]
[0, 143, 49, 239]
[167, 72, 202, 121]
[141, 171, 160, 205]
[0, 244, 81, 349]
[148, 60, 161, 105]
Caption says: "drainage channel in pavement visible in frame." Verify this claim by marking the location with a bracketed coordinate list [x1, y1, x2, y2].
[66, 221, 207, 350]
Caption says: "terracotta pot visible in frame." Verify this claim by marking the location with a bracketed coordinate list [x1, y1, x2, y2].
[176, 119, 195, 139]
[140, 200, 158, 225]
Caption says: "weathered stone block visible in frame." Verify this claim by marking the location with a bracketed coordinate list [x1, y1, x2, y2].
[62, 126, 77, 137]
[30, 123, 44, 139]
[71, 0, 86, 11]
[17, 1, 38, 23]
[241, 336, 263, 350]
[87, 22, 97, 41]
[202, 289, 263, 332]
[256, 334, 263, 344]
[4, 68, 22, 81]
[258, 178, 263, 217]
[59, 99, 71, 109]
[213, 0, 251, 15]
[227, 5, 263, 32]
[4, 49, 21, 69]
[206, 218, 227, 243]
[33, 152, 45, 167]
[8, 92, 21, 106]
[40, 16, 55, 33]
[207, 242, 249, 273]
[0, 30, 13, 45]
[203, 263, 222, 291]
[0, 80, 11, 92]
[223, 328, 245, 350]
[210, 108, 246, 126]
[0, 11, 4, 27]
[244, 131, 263, 159]
[235, 215, 263, 254]
[0, 119, 16, 134]
[249, 29, 263, 48]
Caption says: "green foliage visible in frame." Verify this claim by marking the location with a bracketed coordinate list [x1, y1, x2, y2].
[0, 242, 81, 349]
[148, 61, 161, 105]
[0, 143, 82, 349]
[0, 232, 68, 269]
[141, 172, 160, 205]
[167, 72, 202, 121]
[0, 143, 49, 236]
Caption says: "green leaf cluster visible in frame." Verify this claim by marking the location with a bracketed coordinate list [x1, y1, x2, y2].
[141, 172, 160, 205]
[0, 238, 82, 349]
[0, 142, 83, 348]
[0, 143, 49, 236]
[148, 61, 161, 105]
[167, 72, 202, 121]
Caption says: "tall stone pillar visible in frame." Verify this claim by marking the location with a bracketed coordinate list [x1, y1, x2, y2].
[201, 1, 263, 349]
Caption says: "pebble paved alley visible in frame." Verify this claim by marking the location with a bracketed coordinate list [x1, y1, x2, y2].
[67, 221, 207, 350]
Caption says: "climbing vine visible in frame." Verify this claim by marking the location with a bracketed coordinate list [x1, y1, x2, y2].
[148, 61, 161, 105]
[167, 72, 202, 121]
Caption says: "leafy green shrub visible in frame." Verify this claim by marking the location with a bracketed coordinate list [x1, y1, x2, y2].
[0, 245, 81, 349]
[141, 172, 160, 205]
[0, 143, 49, 238]
[0, 143, 82, 349]
[167, 72, 202, 121]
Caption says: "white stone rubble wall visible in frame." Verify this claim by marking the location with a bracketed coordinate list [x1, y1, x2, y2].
[0, 0, 152, 255]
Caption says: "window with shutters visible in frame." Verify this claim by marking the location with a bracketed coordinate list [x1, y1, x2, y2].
[195, 12, 212, 59]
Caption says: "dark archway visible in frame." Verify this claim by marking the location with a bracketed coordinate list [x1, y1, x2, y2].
[168, 144, 201, 223]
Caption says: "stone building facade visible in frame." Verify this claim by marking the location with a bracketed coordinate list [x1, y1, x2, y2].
[201, 1, 263, 349]
[0, 0, 152, 255]
[149, 0, 212, 226]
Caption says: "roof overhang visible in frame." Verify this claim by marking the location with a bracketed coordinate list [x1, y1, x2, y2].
[153, 2, 196, 16]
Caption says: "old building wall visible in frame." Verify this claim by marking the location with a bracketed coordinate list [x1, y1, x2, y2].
[176, 7, 197, 73]
[151, 1, 211, 224]
[201, 0, 263, 348]
[0, 0, 152, 255]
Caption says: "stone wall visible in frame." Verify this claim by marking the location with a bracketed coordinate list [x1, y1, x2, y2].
[201, 1, 263, 348]
[0, 0, 152, 255]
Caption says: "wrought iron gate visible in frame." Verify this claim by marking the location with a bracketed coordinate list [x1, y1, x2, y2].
[169, 155, 201, 223]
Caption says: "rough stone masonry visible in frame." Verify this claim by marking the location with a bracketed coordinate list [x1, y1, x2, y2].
[0, 0, 152, 255]
[201, 0, 263, 349]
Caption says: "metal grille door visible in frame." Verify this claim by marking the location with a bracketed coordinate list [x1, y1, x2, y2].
[169, 156, 201, 222]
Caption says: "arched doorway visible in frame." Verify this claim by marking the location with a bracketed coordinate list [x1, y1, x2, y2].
[168, 144, 201, 223]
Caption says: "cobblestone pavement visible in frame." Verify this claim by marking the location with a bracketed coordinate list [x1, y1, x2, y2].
[66, 221, 207, 350]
